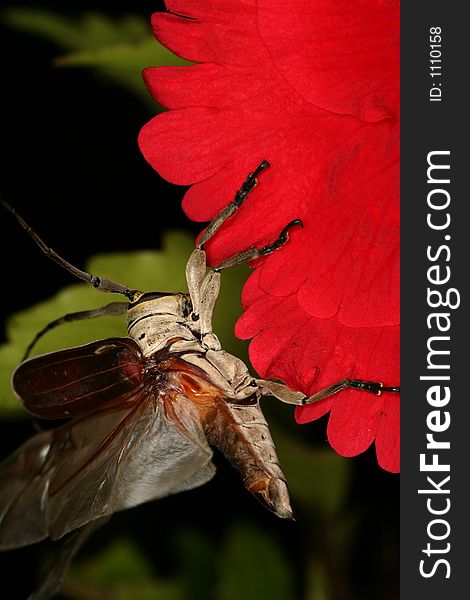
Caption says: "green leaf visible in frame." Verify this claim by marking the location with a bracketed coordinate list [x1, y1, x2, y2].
[3, 10, 142, 49]
[218, 521, 295, 600]
[56, 37, 184, 102]
[0, 231, 249, 415]
[1, 8, 189, 106]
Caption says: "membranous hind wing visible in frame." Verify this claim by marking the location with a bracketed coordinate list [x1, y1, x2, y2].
[0, 339, 215, 550]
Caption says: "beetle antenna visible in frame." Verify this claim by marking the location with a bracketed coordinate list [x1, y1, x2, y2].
[1, 200, 140, 301]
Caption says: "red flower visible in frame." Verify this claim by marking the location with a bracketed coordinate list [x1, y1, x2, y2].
[138, 0, 400, 473]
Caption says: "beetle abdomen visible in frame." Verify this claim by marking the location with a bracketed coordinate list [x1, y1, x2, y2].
[161, 355, 293, 519]
[202, 399, 293, 520]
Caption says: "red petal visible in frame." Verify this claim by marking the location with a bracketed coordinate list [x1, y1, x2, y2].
[257, 0, 399, 120]
[153, 3, 272, 65]
[295, 398, 332, 423]
[151, 13, 210, 62]
[140, 0, 400, 471]
[143, 64, 272, 111]
[326, 390, 380, 457]
[375, 394, 400, 473]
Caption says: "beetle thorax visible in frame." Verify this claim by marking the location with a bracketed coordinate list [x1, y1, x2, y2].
[126, 292, 196, 356]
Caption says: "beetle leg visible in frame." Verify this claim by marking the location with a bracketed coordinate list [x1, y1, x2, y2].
[213, 219, 302, 271]
[197, 160, 270, 249]
[185, 249, 222, 347]
[255, 379, 307, 405]
[185, 248, 207, 318]
[186, 162, 300, 325]
[186, 162, 300, 341]
[224, 394, 259, 406]
[199, 270, 222, 349]
[300, 379, 400, 402]
[22, 302, 128, 360]
[256, 378, 400, 405]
